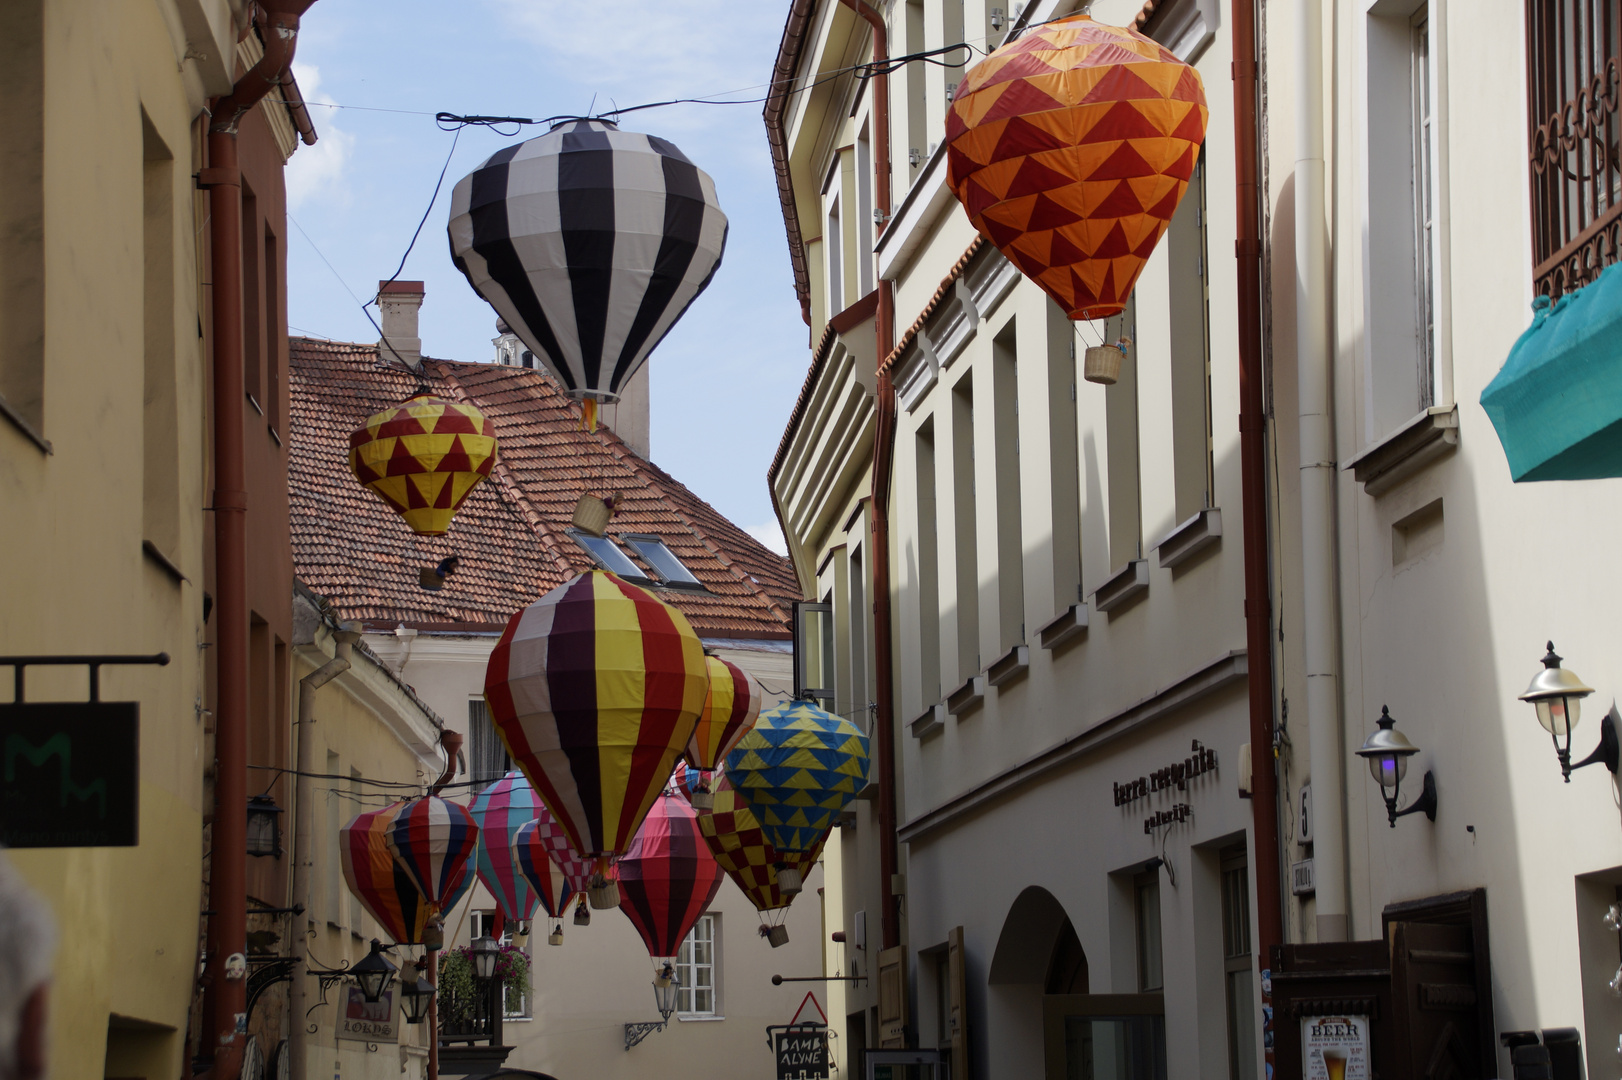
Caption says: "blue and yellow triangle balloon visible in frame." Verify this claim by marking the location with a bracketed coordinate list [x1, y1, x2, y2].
[723, 699, 870, 854]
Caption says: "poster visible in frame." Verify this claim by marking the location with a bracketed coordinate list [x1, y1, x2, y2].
[337, 986, 397, 1043]
[1301, 1014, 1369, 1080]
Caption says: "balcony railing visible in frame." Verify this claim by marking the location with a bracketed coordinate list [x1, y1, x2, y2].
[1528, 0, 1622, 297]
[439, 978, 504, 1046]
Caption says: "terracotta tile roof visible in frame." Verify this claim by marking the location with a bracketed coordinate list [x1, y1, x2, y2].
[289, 338, 799, 638]
[879, 238, 985, 377]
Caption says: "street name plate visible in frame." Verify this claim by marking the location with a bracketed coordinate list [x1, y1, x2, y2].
[0, 702, 138, 847]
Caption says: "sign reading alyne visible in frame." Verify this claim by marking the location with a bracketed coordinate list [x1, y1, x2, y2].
[774, 1028, 829, 1080]
[0, 703, 139, 847]
[337, 986, 397, 1043]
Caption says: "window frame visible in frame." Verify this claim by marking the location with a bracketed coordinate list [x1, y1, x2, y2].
[566, 527, 656, 585]
[1134, 870, 1163, 993]
[676, 913, 719, 1018]
[621, 533, 707, 591]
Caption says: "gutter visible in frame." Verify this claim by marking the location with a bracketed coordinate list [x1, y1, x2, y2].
[196, 4, 316, 1077]
[765, 0, 819, 326]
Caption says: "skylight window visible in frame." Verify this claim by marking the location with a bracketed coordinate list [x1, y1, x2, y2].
[567, 529, 654, 585]
[623, 535, 705, 589]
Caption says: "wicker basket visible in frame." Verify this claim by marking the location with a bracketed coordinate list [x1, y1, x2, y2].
[571, 494, 611, 536]
[1083, 344, 1125, 385]
[765, 924, 790, 948]
[588, 877, 620, 910]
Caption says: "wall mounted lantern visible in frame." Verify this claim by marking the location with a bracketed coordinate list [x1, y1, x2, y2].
[245, 794, 283, 858]
[1355, 707, 1437, 828]
[350, 939, 398, 1004]
[471, 934, 501, 981]
[400, 961, 435, 1025]
[1518, 642, 1618, 781]
[625, 961, 682, 1050]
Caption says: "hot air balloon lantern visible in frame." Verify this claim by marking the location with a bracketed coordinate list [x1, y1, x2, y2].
[680, 764, 822, 948]
[348, 393, 499, 536]
[512, 818, 576, 945]
[945, 13, 1208, 321]
[342, 801, 476, 946]
[448, 119, 729, 436]
[617, 791, 725, 962]
[684, 656, 762, 810]
[724, 699, 870, 895]
[385, 796, 481, 915]
[484, 570, 709, 908]
[470, 770, 544, 926]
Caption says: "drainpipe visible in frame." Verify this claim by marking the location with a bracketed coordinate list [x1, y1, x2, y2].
[837, 0, 901, 954]
[1294, 0, 1346, 943]
[288, 621, 359, 1080]
[198, 3, 315, 1077]
[1231, 0, 1285, 961]
[426, 729, 463, 1080]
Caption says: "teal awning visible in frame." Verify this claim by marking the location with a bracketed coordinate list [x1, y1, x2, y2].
[1482, 263, 1622, 481]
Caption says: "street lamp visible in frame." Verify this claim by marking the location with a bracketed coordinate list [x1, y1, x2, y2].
[1518, 642, 1617, 781]
[471, 935, 501, 982]
[350, 939, 398, 1003]
[1355, 707, 1437, 828]
[652, 960, 681, 1022]
[400, 963, 435, 1025]
[245, 794, 283, 858]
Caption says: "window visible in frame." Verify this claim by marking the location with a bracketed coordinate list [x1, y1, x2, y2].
[1105, 296, 1142, 570]
[1167, 152, 1214, 520]
[1411, 14, 1434, 406]
[622, 535, 704, 589]
[857, 127, 875, 295]
[265, 225, 282, 433]
[0, 0, 46, 443]
[1135, 871, 1163, 992]
[1047, 302, 1083, 610]
[951, 374, 979, 679]
[241, 183, 262, 412]
[906, 0, 928, 185]
[468, 699, 510, 792]
[793, 600, 835, 706]
[1527, 0, 1622, 298]
[567, 529, 654, 585]
[849, 545, 868, 726]
[992, 321, 1023, 649]
[915, 419, 942, 703]
[676, 913, 718, 1016]
[1221, 846, 1257, 1080]
[471, 910, 532, 1018]
[325, 750, 342, 924]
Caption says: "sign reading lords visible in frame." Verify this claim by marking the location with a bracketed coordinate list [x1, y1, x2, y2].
[1302, 1014, 1370, 1080]
[0, 703, 139, 847]
[337, 986, 397, 1043]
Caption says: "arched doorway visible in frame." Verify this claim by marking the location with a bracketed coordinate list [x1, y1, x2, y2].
[987, 887, 1088, 1076]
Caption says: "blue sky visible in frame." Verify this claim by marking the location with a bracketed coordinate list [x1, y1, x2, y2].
[285, 0, 805, 554]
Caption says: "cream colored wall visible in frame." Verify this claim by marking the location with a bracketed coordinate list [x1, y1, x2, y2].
[0, 2, 242, 1077]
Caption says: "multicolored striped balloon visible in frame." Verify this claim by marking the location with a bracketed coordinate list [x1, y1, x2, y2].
[341, 801, 474, 944]
[470, 771, 543, 923]
[694, 768, 825, 915]
[725, 699, 870, 855]
[685, 656, 761, 779]
[617, 791, 724, 960]
[511, 819, 574, 920]
[385, 796, 481, 911]
[348, 392, 499, 536]
[484, 570, 709, 859]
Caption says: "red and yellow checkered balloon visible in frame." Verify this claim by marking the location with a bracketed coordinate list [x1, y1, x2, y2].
[945, 14, 1208, 320]
[348, 393, 499, 536]
[692, 768, 825, 915]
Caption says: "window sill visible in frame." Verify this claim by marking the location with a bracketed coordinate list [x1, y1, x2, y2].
[1038, 603, 1089, 651]
[1344, 405, 1458, 496]
[987, 644, 1029, 688]
[143, 540, 189, 585]
[1091, 559, 1150, 614]
[1153, 508, 1222, 570]
[677, 1014, 725, 1022]
[946, 674, 986, 717]
[910, 703, 946, 740]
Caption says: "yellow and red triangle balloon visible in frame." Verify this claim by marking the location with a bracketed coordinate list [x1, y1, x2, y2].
[945, 14, 1208, 320]
[348, 393, 499, 536]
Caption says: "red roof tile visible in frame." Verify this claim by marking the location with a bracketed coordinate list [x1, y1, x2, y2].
[289, 339, 799, 638]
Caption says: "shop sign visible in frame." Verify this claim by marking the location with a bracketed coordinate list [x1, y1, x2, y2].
[0, 703, 139, 847]
[1301, 1013, 1370, 1080]
[336, 986, 397, 1043]
[1113, 739, 1219, 806]
[773, 1027, 829, 1080]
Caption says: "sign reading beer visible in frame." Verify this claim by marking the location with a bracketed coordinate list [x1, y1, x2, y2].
[0, 703, 139, 847]
[1301, 1014, 1369, 1080]
[337, 986, 398, 1043]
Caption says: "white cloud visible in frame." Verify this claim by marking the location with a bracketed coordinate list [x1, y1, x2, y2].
[285, 62, 354, 211]
[746, 522, 789, 557]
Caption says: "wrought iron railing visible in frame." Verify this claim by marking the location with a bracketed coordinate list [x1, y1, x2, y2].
[1528, 0, 1622, 297]
[439, 979, 504, 1046]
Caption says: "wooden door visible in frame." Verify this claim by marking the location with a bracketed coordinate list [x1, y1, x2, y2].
[1390, 921, 1483, 1079]
[878, 945, 909, 1048]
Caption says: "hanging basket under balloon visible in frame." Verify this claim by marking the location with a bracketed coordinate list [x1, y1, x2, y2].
[571, 494, 613, 537]
[1083, 340, 1131, 386]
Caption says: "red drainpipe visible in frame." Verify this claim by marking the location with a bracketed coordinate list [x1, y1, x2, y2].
[426, 729, 463, 1080]
[837, 0, 901, 953]
[1230, 0, 1284, 968]
[198, 3, 314, 1076]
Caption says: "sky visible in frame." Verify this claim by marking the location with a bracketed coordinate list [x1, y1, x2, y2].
[285, 0, 806, 555]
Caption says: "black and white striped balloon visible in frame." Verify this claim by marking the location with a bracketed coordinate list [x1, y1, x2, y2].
[447, 119, 728, 402]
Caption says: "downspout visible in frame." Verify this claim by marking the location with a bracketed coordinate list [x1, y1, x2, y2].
[1232, 0, 1285, 960]
[1294, 0, 1346, 943]
[426, 729, 464, 1080]
[837, 0, 901, 954]
[198, 3, 315, 1076]
[288, 622, 359, 1080]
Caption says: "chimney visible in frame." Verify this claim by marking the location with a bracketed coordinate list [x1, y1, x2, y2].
[377, 280, 425, 369]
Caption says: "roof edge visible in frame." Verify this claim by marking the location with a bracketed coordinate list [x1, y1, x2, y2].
[764, 0, 818, 326]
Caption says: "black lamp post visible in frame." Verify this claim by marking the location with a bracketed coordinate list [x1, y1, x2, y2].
[1355, 707, 1437, 828]
[350, 939, 398, 1004]
[471, 934, 501, 981]
[245, 794, 283, 858]
[1518, 642, 1617, 781]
